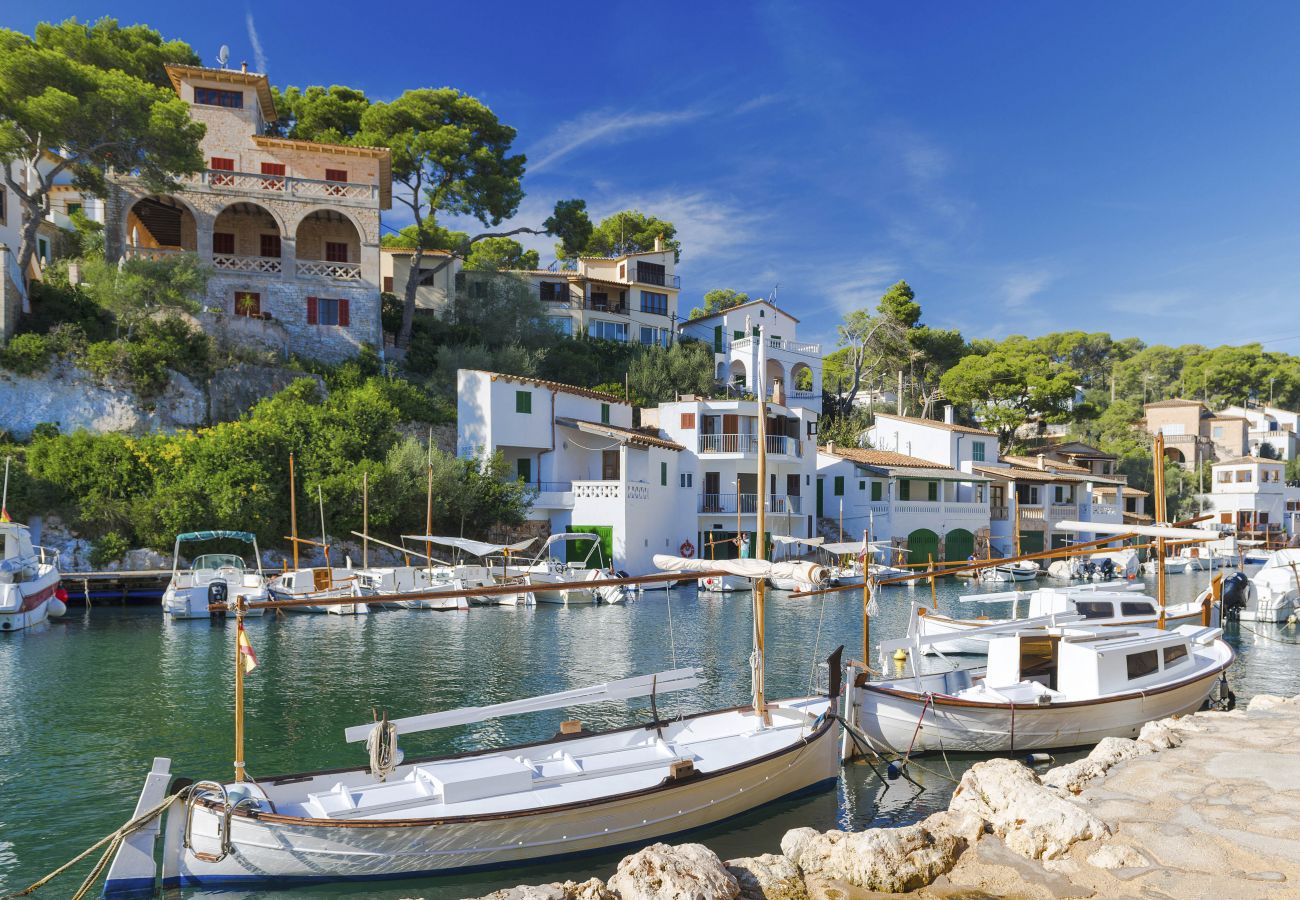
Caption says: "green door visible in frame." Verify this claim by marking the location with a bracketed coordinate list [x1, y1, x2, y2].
[907, 528, 940, 566]
[1018, 530, 1044, 555]
[816, 478, 824, 518]
[566, 525, 614, 569]
[943, 528, 974, 562]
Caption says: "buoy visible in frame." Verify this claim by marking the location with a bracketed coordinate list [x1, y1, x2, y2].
[893, 648, 908, 662]
[886, 760, 904, 780]
[1287, 614, 1297, 626]
[1022, 752, 1054, 765]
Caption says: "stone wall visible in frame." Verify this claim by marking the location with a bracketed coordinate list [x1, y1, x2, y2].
[0, 244, 20, 343]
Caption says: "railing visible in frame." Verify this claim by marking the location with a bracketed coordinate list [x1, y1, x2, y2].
[768, 336, 821, 355]
[697, 434, 801, 456]
[991, 505, 1008, 520]
[1018, 506, 1045, 521]
[770, 495, 803, 515]
[1049, 503, 1078, 519]
[540, 289, 574, 306]
[195, 169, 379, 202]
[698, 493, 788, 514]
[124, 246, 191, 260]
[895, 502, 941, 514]
[524, 481, 573, 493]
[638, 302, 670, 317]
[296, 260, 362, 281]
[789, 390, 818, 402]
[633, 267, 681, 289]
[213, 254, 281, 274]
[1091, 503, 1118, 518]
[585, 299, 629, 316]
[572, 480, 649, 501]
[944, 502, 989, 514]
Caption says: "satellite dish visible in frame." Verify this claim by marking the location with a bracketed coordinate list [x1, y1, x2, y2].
[217, 45, 230, 68]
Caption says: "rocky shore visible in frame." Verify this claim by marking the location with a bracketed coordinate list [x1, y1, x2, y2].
[468, 693, 1300, 899]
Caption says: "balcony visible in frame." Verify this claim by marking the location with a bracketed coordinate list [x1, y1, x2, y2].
[1090, 503, 1119, 518]
[584, 298, 629, 316]
[1018, 506, 1046, 521]
[296, 260, 362, 281]
[633, 267, 681, 289]
[697, 434, 803, 457]
[991, 505, 1009, 521]
[731, 335, 823, 357]
[770, 495, 804, 515]
[1049, 503, 1079, 519]
[698, 493, 801, 514]
[572, 480, 649, 502]
[213, 253, 281, 275]
[193, 169, 380, 203]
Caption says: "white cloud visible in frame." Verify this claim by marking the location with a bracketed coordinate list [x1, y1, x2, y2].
[1001, 270, 1054, 309]
[526, 107, 706, 175]
[244, 11, 267, 74]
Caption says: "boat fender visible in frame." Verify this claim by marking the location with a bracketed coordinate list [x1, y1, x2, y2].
[893, 648, 908, 661]
[47, 597, 67, 618]
[1022, 753, 1054, 766]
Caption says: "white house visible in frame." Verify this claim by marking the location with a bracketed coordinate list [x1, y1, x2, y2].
[677, 299, 822, 414]
[1218, 404, 1300, 462]
[866, 408, 998, 485]
[456, 369, 692, 574]
[1198, 456, 1300, 545]
[973, 456, 1128, 555]
[815, 445, 991, 563]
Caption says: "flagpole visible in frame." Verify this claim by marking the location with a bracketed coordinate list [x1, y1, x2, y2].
[289, 453, 299, 570]
[1, 455, 10, 520]
[234, 602, 246, 782]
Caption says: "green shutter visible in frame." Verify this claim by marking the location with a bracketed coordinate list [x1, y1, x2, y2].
[900, 480, 911, 501]
[661, 461, 667, 485]
[928, 481, 938, 501]
[871, 482, 882, 501]
[714, 325, 723, 352]
[600, 403, 610, 424]
[834, 476, 844, 496]
[516, 458, 531, 482]
[516, 390, 531, 414]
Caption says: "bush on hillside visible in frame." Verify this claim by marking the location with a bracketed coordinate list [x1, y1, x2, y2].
[0, 333, 53, 376]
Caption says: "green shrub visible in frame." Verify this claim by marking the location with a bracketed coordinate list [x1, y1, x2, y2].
[0, 333, 52, 375]
[83, 317, 213, 397]
[89, 531, 129, 568]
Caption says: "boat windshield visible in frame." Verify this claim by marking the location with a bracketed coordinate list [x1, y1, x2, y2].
[193, 554, 246, 573]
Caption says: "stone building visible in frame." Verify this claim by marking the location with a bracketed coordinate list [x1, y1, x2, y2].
[107, 63, 390, 362]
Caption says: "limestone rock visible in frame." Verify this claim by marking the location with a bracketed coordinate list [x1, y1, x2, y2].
[780, 810, 982, 892]
[950, 758, 1110, 859]
[1042, 736, 1150, 794]
[471, 879, 614, 900]
[725, 853, 808, 900]
[123, 548, 169, 571]
[607, 843, 739, 900]
[1136, 718, 1183, 750]
[1248, 694, 1289, 712]
[1087, 843, 1149, 870]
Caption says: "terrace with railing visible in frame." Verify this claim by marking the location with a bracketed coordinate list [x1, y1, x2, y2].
[697, 434, 803, 457]
[697, 493, 802, 514]
[190, 169, 381, 204]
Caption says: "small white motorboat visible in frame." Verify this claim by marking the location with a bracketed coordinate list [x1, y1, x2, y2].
[1214, 555, 1300, 623]
[0, 520, 66, 632]
[971, 560, 1040, 583]
[161, 531, 269, 619]
[846, 614, 1233, 754]
[524, 534, 627, 604]
[914, 582, 1218, 654]
[698, 573, 752, 593]
[270, 567, 371, 615]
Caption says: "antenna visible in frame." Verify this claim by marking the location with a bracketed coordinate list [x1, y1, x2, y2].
[767, 283, 780, 304]
[217, 45, 230, 68]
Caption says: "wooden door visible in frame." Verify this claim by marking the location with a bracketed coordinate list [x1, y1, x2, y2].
[602, 449, 620, 480]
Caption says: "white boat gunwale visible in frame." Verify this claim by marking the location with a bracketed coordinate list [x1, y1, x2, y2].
[186, 694, 839, 829]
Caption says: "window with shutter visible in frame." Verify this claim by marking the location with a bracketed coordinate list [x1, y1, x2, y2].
[325, 242, 349, 263]
[833, 476, 844, 496]
[383, 276, 394, 292]
[871, 482, 882, 501]
[680, 413, 696, 429]
[212, 232, 235, 255]
[306, 297, 318, 325]
[661, 462, 668, 485]
[260, 234, 281, 258]
[338, 298, 350, 327]
[324, 168, 348, 195]
[210, 157, 235, 186]
[900, 480, 911, 501]
[600, 403, 610, 424]
[516, 391, 532, 414]
[259, 162, 286, 190]
[928, 482, 938, 501]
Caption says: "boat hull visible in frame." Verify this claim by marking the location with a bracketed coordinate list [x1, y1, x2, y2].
[697, 574, 751, 593]
[0, 575, 60, 632]
[155, 703, 838, 889]
[854, 663, 1228, 753]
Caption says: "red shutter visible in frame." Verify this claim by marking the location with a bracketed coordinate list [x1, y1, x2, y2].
[211, 157, 235, 170]
[338, 298, 350, 327]
[260, 162, 286, 175]
[383, 276, 394, 293]
[306, 296, 317, 325]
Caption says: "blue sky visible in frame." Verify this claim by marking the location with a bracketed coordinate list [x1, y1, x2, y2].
[16, 2, 1300, 352]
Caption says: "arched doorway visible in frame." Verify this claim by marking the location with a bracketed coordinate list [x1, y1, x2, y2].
[294, 209, 362, 281]
[790, 361, 814, 395]
[908, 528, 940, 566]
[1163, 446, 1185, 464]
[764, 358, 785, 399]
[212, 202, 283, 274]
[944, 528, 974, 562]
[728, 359, 748, 392]
[125, 195, 197, 258]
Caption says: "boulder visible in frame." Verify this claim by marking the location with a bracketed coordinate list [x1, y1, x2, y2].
[471, 879, 615, 900]
[1042, 736, 1151, 795]
[1087, 843, 1149, 870]
[123, 548, 170, 571]
[1136, 718, 1183, 750]
[607, 843, 740, 900]
[1247, 694, 1289, 712]
[949, 758, 1110, 859]
[780, 810, 983, 892]
[725, 853, 808, 900]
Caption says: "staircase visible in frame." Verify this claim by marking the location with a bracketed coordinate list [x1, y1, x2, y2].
[130, 197, 185, 248]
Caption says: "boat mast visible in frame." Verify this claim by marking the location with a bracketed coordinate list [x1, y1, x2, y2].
[426, 430, 434, 575]
[289, 453, 299, 570]
[1153, 432, 1168, 626]
[1, 455, 10, 517]
[233, 601, 246, 782]
[362, 470, 369, 569]
[1012, 491, 1021, 557]
[753, 330, 768, 719]
[862, 529, 871, 664]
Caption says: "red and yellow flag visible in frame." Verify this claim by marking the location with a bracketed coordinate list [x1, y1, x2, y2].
[0, 508, 10, 524]
[237, 622, 258, 674]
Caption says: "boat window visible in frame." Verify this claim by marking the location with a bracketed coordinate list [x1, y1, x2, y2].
[1163, 644, 1189, 668]
[1121, 601, 1156, 616]
[1019, 636, 1058, 690]
[1126, 649, 1160, 680]
[193, 554, 245, 573]
[1074, 600, 1113, 619]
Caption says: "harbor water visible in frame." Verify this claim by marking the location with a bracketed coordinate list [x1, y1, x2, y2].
[2, 568, 1297, 898]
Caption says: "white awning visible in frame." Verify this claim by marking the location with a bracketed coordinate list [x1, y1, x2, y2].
[652, 554, 825, 582]
[1054, 521, 1214, 541]
[399, 535, 536, 557]
[771, 535, 824, 547]
[822, 540, 894, 555]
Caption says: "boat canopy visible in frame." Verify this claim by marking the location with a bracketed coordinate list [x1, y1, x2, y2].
[543, 532, 601, 546]
[176, 530, 257, 544]
[399, 535, 536, 557]
[771, 535, 824, 547]
[822, 540, 893, 555]
[1054, 520, 1214, 541]
[652, 554, 824, 582]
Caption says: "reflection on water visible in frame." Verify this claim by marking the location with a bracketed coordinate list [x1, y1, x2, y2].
[0, 567, 1294, 898]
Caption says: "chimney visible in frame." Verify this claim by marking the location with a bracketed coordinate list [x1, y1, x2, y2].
[827, 440, 835, 453]
[241, 61, 248, 73]
[1037, 453, 1046, 470]
[943, 404, 955, 425]
[653, 234, 665, 252]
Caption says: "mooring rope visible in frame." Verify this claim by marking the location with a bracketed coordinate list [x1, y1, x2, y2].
[1, 788, 189, 899]
[1234, 619, 1300, 645]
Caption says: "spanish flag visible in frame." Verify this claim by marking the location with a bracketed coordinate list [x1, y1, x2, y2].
[237, 622, 258, 674]
[0, 508, 9, 523]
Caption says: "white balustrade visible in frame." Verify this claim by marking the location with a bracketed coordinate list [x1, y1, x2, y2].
[213, 254, 282, 274]
[197, 169, 377, 201]
[296, 260, 363, 281]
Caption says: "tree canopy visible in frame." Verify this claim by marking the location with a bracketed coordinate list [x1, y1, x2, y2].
[0, 17, 205, 277]
[577, 210, 680, 262]
[689, 288, 749, 320]
[268, 84, 369, 143]
[626, 339, 715, 405]
[463, 237, 540, 271]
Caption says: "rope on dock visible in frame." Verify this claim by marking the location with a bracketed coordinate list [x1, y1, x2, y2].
[1234, 620, 1300, 645]
[0, 788, 187, 900]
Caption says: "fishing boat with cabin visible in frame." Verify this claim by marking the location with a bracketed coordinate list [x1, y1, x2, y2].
[0, 459, 66, 632]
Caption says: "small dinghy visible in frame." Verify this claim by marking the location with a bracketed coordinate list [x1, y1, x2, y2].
[767, 536, 827, 592]
[846, 613, 1233, 754]
[271, 567, 372, 615]
[161, 531, 269, 619]
[971, 560, 1040, 583]
[914, 582, 1218, 655]
[1210, 556, 1300, 623]
[0, 519, 65, 632]
[522, 534, 627, 604]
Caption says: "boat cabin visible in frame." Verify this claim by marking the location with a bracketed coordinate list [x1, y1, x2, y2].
[0, 522, 49, 582]
[983, 625, 1214, 701]
[1027, 589, 1159, 621]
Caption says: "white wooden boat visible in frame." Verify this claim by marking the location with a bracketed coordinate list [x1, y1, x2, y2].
[393, 535, 538, 607]
[1141, 557, 1193, 575]
[697, 573, 751, 593]
[161, 531, 268, 619]
[846, 615, 1233, 753]
[767, 536, 826, 592]
[971, 560, 1040, 583]
[0, 520, 65, 632]
[915, 583, 1217, 655]
[524, 534, 626, 605]
[108, 663, 838, 893]
[355, 565, 469, 610]
[270, 567, 371, 615]
[818, 540, 904, 587]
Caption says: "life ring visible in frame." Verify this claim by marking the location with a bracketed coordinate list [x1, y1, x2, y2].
[680, 540, 695, 558]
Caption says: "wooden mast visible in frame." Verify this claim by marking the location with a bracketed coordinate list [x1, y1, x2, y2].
[861, 529, 871, 665]
[362, 470, 369, 569]
[753, 333, 768, 720]
[289, 453, 299, 569]
[1012, 491, 1021, 557]
[233, 599, 245, 781]
[1153, 432, 1168, 627]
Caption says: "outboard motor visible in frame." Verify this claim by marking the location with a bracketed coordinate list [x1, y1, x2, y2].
[1098, 557, 1116, 580]
[208, 580, 229, 618]
[1221, 571, 1250, 621]
[1082, 560, 1097, 579]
